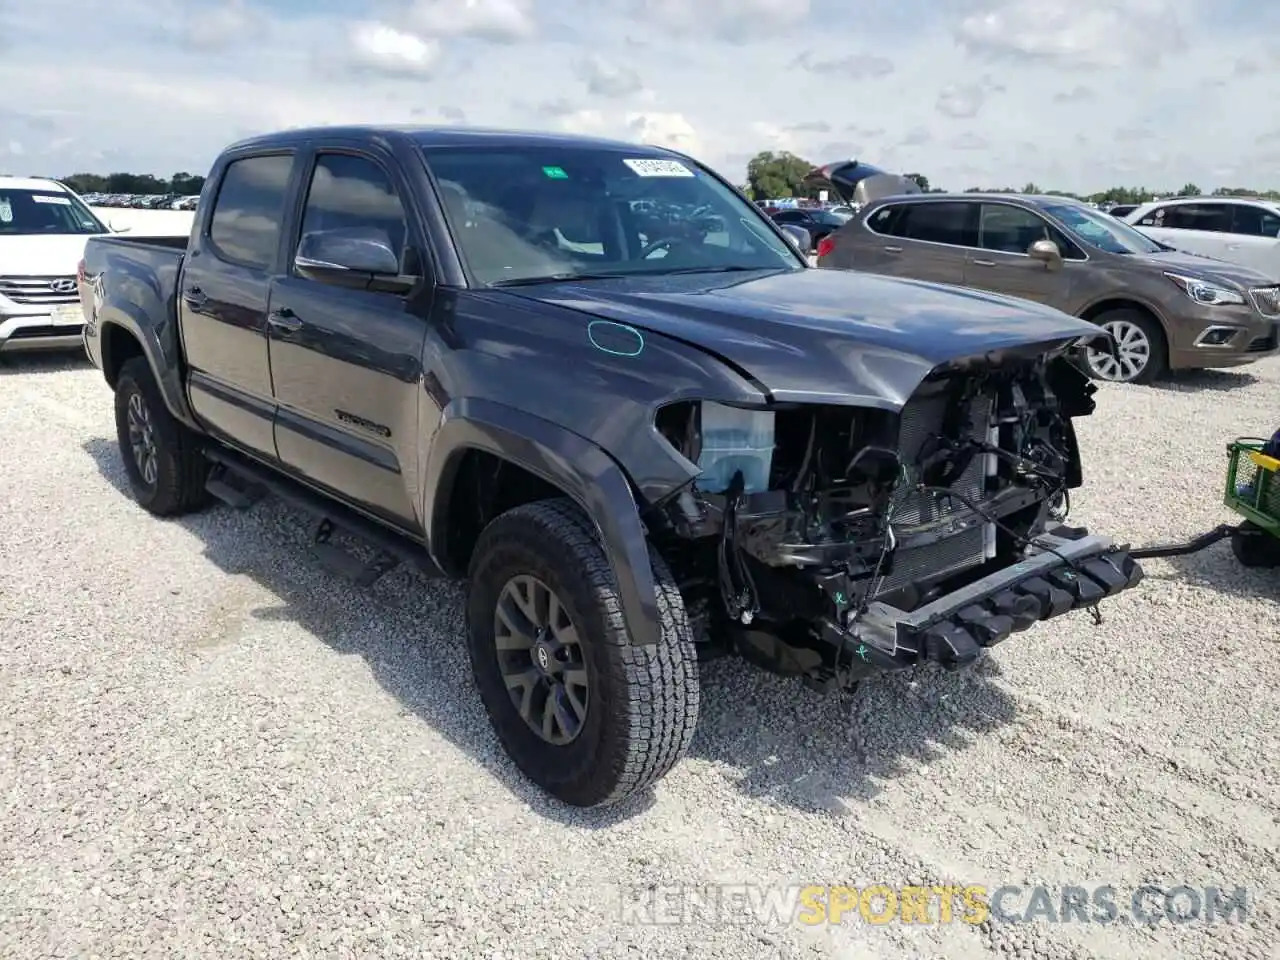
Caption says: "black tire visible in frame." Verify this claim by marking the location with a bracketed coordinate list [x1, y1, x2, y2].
[465, 498, 699, 807]
[1230, 522, 1280, 568]
[114, 357, 210, 516]
[1082, 307, 1168, 385]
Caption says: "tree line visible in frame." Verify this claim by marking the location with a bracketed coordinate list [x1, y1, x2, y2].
[58, 172, 206, 196]
[743, 151, 1280, 204]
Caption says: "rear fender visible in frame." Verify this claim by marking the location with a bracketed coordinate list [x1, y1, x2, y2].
[98, 315, 198, 430]
[423, 397, 663, 646]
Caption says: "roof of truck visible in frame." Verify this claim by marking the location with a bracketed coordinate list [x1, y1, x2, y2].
[225, 124, 692, 156]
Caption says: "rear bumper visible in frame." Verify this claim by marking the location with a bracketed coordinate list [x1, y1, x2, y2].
[811, 526, 1143, 687]
[0, 311, 85, 354]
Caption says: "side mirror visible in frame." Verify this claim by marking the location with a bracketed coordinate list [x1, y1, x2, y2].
[294, 228, 417, 294]
[779, 224, 811, 252]
[1028, 239, 1063, 271]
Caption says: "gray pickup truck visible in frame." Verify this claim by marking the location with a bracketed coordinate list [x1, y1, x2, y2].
[78, 125, 1143, 807]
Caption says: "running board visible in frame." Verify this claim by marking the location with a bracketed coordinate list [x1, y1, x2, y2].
[201, 446, 443, 583]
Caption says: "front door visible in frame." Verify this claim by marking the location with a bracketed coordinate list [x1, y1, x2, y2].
[180, 151, 297, 459]
[964, 202, 1076, 305]
[267, 146, 431, 529]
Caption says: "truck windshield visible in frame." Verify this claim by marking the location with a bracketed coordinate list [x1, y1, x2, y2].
[1042, 201, 1164, 256]
[0, 188, 108, 236]
[419, 145, 803, 285]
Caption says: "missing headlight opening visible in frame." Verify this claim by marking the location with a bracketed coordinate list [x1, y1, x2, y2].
[649, 352, 1126, 692]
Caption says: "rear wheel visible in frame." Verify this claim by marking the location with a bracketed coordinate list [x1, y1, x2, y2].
[465, 498, 699, 807]
[1083, 308, 1167, 384]
[114, 357, 210, 515]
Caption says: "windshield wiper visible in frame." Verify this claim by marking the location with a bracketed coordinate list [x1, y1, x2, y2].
[487, 271, 633, 288]
[652, 265, 784, 276]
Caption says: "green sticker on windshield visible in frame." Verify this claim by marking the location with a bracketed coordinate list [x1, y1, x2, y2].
[542, 166, 569, 179]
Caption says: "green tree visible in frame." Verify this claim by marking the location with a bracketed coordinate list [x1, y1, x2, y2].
[1178, 182, 1201, 197]
[746, 151, 818, 200]
[904, 172, 929, 192]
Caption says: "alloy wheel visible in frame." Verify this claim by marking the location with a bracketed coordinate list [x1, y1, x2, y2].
[126, 391, 159, 487]
[1086, 319, 1151, 382]
[493, 574, 590, 746]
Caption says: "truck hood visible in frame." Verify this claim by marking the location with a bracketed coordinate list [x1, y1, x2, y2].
[1127, 249, 1276, 288]
[0, 233, 103, 276]
[501, 268, 1104, 410]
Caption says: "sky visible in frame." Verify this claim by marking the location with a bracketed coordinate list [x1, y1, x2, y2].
[2, 0, 1279, 194]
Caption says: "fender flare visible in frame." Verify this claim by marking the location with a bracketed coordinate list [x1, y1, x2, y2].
[97, 310, 200, 431]
[423, 397, 662, 647]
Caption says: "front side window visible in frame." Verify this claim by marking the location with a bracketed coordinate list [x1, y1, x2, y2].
[421, 145, 801, 285]
[978, 204, 1085, 259]
[1042, 201, 1165, 255]
[1147, 203, 1232, 233]
[0, 187, 107, 235]
[298, 153, 408, 264]
[207, 154, 293, 268]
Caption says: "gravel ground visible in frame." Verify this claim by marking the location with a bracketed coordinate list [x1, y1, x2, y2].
[1, 352, 1278, 960]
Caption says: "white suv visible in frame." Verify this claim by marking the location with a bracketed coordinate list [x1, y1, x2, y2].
[1124, 197, 1280, 280]
[0, 177, 116, 355]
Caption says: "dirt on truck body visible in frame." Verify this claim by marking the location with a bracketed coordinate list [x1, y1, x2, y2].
[78, 125, 1143, 808]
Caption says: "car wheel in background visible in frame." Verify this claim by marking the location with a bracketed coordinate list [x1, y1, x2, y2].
[1083, 308, 1167, 385]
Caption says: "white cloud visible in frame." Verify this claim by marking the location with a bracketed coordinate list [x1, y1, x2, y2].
[348, 23, 440, 78]
[1, 0, 1278, 193]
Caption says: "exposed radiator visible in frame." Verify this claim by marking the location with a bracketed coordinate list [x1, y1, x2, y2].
[874, 391, 996, 596]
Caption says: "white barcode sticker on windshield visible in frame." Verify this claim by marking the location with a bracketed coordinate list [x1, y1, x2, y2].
[623, 158, 694, 177]
[32, 195, 71, 204]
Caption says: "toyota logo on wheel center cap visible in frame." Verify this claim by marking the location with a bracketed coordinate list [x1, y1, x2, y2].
[536, 646, 550, 670]
[50, 279, 76, 293]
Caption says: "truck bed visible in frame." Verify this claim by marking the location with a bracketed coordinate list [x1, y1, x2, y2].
[81, 234, 189, 368]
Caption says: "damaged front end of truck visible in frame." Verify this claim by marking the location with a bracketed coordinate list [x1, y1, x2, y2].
[647, 343, 1143, 692]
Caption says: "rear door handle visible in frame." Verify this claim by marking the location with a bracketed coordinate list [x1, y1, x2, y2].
[971, 259, 996, 267]
[182, 286, 207, 308]
[883, 245, 902, 253]
[267, 307, 303, 333]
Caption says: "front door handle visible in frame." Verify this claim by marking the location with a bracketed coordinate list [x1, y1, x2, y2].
[182, 286, 207, 308]
[267, 308, 303, 333]
[971, 259, 996, 267]
[883, 245, 902, 253]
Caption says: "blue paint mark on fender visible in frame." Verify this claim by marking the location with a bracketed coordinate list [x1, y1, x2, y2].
[587, 320, 644, 357]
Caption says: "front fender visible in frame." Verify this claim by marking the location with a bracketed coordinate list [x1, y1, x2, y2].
[423, 397, 663, 647]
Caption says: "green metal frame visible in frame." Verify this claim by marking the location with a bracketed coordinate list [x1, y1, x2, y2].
[1223, 439, 1280, 538]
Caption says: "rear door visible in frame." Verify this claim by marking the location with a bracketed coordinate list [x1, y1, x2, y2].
[179, 150, 299, 459]
[266, 141, 431, 528]
[964, 202, 1081, 305]
[1227, 203, 1280, 277]
[861, 200, 975, 283]
[1131, 202, 1233, 259]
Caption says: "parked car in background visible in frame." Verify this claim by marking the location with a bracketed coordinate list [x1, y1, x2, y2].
[1123, 197, 1280, 279]
[814, 177, 1279, 384]
[1106, 204, 1139, 219]
[769, 206, 850, 251]
[0, 176, 121, 354]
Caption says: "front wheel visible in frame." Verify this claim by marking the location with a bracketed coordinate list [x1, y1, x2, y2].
[1083, 308, 1168, 385]
[114, 357, 210, 515]
[1230, 522, 1280, 568]
[465, 498, 700, 807]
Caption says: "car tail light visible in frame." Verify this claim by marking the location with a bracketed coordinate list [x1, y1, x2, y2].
[816, 235, 836, 259]
[76, 258, 86, 283]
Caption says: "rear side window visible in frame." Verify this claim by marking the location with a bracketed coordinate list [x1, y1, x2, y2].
[896, 202, 976, 246]
[298, 153, 409, 263]
[865, 203, 905, 236]
[207, 154, 293, 268]
[1142, 203, 1231, 232]
[1230, 204, 1280, 238]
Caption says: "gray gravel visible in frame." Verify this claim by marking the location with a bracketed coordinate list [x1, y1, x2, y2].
[2, 352, 1278, 960]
